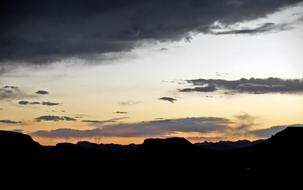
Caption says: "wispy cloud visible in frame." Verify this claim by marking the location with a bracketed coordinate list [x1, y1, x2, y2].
[82, 117, 129, 125]
[119, 101, 141, 106]
[0, 86, 36, 101]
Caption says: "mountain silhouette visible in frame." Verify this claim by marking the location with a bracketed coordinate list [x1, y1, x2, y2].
[196, 139, 264, 151]
[1, 127, 302, 184]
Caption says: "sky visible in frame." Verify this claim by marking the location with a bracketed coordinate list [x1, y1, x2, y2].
[0, 0, 303, 145]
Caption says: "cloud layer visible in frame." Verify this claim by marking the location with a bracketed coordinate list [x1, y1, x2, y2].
[180, 78, 303, 94]
[32, 117, 231, 138]
[1, 0, 301, 66]
[30, 113, 303, 140]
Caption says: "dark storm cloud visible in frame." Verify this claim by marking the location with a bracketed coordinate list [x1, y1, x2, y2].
[36, 90, 49, 95]
[0, 0, 301, 66]
[180, 77, 303, 94]
[159, 97, 177, 103]
[32, 117, 231, 138]
[35, 115, 76, 122]
[0, 120, 21, 124]
[0, 86, 35, 100]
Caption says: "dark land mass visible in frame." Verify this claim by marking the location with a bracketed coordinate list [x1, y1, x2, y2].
[1, 127, 303, 186]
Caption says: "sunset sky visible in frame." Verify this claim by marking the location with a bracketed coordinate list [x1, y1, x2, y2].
[1, 0, 303, 145]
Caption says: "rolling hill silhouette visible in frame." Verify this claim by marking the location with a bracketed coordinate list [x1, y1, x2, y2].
[1, 127, 302, 184]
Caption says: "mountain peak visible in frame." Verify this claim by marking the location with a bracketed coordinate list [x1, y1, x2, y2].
[271, 127, 303, 140]
[0, 130, 40, 152]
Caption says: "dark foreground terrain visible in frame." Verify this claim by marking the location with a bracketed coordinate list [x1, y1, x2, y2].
[1, 127, 303, 186]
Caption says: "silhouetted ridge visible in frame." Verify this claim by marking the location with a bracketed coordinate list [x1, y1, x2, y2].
[1, 128, 303, 182]
[0, 131, 41, 160]
[270, 127, 303, 141]
[196, 140, 264, 151]
[143, 137, 192, 149]
[56, 141, 140, 153]
[140, 137, 198, 158]
[263, 127, 303, 149]
[0, 130, 40, 150]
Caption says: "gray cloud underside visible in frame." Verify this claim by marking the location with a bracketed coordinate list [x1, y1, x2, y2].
[35, 115, 76, 122]
[0, 119, 21, 124]
[180, 77, 303, 94]
[1, 0, 301, 65]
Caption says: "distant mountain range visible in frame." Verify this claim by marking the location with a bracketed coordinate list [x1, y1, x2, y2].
[1, 127, 303, 184]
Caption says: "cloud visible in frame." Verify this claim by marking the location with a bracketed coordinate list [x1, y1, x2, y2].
[159, 97, 177, 103]
[82, 117, 129, 125]
[1, 0, 301, 66]
[32, 117, 231, 138]
[0, 120, 22, 124]
[36, 90, 49, 95]
[115, 111, 128, 114]
[30, 101, 41, 105]
[249, 124, 303, 138]
[41, 101, 61, 106]
[211, 22, 292, 35]
[35, 115, 76, 122]
[119, 101, 141, 106]
[0, 86, 35, 100]
[18, 100, 60, 106]
[180, 77, 303, 94]
[18, 100, 29, 105]
[179, 85, 217, 92]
